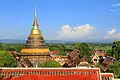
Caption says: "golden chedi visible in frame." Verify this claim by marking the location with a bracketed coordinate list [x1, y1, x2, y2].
[21, 4, 51, 67]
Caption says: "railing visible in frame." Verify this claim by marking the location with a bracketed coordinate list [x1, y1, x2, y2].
[0, 68, 101, 80]
[101, 73, 114, 80]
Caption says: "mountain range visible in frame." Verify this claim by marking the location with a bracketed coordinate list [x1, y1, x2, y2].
[0, 39, 113, 44]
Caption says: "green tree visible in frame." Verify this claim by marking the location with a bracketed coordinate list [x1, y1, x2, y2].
[74, 43, 92, 62]
[108, 60, 120, 77]
[0, 43, 6, 50]
[59, 45, 67, 56]
[106, 49, 112, 56]
[59, 52, 67, 56]
[112, 41, 120, 60]
[0, 51, 17, 67]
[39, 61, 61, 67]
[74, 43, 81, 50]
[49, 45, 59, 51]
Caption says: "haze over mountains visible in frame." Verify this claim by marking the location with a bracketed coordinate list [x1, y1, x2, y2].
[0, 39, 113, 44]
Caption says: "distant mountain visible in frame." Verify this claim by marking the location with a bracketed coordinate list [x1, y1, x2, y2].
[0, 39, 25, 44]
[45, 40, 65, 44]
[80, 39, 113, 43]
[0, 39, 114, 44]
[0, 39, 66, 44]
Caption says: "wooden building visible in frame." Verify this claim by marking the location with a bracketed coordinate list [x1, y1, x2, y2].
[63, 49, 81, 67]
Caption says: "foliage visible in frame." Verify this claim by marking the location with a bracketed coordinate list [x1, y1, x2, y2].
[0, 51, 17, 67]
[106, 49, 113, 56]
[112, 41, 120, 60]
[0, 43, 6, 50]
[39, 61, 61, 67]
[5, 44, 24, 52]
[107, 60, 120, 77]
[49, 45, 59, 51]
[49, 44, 72, 56]
[58, 52, 67, 56]
[0, 43, 24, 52]
[74, 43, 92, 62]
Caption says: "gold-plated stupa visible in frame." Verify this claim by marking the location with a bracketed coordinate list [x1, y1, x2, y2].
[21, 3, 51, 66]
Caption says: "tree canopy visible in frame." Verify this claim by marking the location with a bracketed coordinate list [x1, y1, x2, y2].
[0, 51, 17, 67]
[39, 61, 61, 68]
[112, 41, 120, 60]
[108, 60, 120, 77]
[74, 43, 92, 62]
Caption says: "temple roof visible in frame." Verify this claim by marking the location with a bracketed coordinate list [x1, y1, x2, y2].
[21, 48, 50, 53]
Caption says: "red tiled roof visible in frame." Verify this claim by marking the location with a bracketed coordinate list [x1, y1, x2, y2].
[51, 50, 59, 54]
[68, 49, 79, 58]
[93, 50, 107, 57]
[103, 57, 114, 65]
[3, 74, 98, 80]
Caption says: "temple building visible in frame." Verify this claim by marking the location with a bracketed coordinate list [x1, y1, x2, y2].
[20, 3, 51, 67]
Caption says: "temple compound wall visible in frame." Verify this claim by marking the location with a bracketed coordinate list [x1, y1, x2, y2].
[0, 68, 114, 80]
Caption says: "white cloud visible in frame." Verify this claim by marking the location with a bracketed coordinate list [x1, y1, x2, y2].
[109, 3, 120, 12]
[108, 29, 116, 36]
[55, 24, 95, 40]
[112, 4, 120, 7]
[104, 29, 120, 39]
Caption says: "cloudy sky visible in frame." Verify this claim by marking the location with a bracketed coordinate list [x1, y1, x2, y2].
[0, 0, 120, 41]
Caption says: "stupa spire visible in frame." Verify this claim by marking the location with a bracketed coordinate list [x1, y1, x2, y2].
[21, 0, 51, 67]
[31, 0, 40, 34]
[33, 0, 39, 28]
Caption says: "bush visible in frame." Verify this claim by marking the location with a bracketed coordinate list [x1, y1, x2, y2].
[0, 51, 17, 67]
[39, 61, 61, 68]
[107, 60, 120, 77]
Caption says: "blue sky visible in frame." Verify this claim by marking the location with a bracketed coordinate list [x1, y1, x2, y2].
[0, 0, 120, 41]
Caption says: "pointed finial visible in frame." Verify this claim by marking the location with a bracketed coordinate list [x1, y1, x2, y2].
[33, 0, 39, 27]
[31, 0, 40, 34]
[34, 0, 37, 18]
